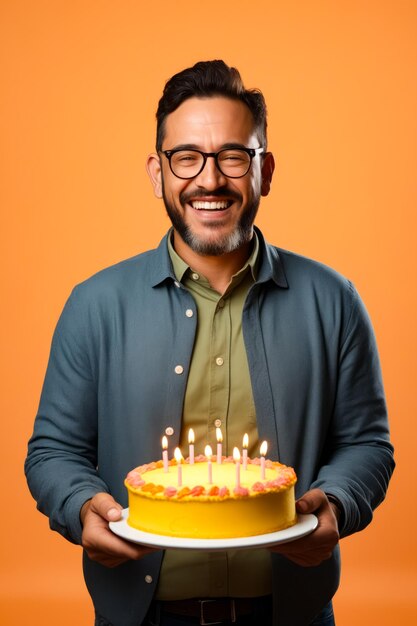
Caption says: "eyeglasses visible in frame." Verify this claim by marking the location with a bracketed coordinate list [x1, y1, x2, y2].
[161, 147, 264, 179]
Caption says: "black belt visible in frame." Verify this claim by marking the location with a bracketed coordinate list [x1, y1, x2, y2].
[154, 596, 272, 625]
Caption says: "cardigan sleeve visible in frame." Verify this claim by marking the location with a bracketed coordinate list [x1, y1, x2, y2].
[25, 287, 109, 545]
[311, 282, 395, 537]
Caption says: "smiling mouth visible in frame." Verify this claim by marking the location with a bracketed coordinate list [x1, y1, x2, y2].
[190, 200, 232, 211]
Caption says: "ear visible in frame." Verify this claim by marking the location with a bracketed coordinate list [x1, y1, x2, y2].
[260, 152, 275, 197]
[146, 152, 163, 199]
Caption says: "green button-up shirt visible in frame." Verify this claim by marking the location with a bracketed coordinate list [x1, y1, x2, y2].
[155, 232, 272, 600]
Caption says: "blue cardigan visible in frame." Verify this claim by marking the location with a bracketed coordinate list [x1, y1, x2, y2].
[25, 228, 394, 625]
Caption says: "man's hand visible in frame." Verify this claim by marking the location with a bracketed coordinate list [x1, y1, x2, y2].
[81, 492, 157, 568]
[270, 489, 340, 567]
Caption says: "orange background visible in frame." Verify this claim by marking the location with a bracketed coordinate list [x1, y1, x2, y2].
[1, 1, 416, 624]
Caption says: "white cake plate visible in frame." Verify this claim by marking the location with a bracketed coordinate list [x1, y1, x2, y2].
[109, 509, 318, 551]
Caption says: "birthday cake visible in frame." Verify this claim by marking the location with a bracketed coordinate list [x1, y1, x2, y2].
[124, 454, 297, 539]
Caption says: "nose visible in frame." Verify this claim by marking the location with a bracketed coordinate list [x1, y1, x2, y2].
[194, 155, 227, 190]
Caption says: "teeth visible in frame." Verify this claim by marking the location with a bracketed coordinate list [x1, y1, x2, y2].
[191, 201, 230, 210]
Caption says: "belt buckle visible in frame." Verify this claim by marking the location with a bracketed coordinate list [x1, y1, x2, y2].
[199, 599, 236, 625]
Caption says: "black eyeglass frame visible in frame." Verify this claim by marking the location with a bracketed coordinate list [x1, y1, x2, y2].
[161, 147, 265, 179]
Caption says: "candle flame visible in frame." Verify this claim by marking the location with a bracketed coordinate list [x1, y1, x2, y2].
[216, 427, 223, 443]
[260, 441, 268, 457]
[188, 428, 195, 444]
[242, 433, 249, 449]
[174, 447, 183, 463]
[233, 447, 241, 463]
[205, 444, 213, 459]
[162, 435, 168, 450]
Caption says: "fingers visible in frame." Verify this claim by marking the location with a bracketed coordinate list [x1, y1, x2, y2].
[296, 488, 328, 515]
[270, 489, 339, 567]
[88, 492, 124, 521]
[83, 519, 154, 567]
[81, 492, 157, 568]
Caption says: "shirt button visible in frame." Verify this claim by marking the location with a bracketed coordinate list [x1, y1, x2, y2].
[174, 365, 184, 374]
[185, 309, 194, 318]
[215, 357, 224, 366]
[214, 419, 222, 428]
[217, 299, 225, 309]
[165, 426, 174, 436]
[145, 575, 153, 584]
[191, 272, 200, 281]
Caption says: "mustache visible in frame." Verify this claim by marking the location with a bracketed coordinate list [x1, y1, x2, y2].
[180, 187, 242, 204]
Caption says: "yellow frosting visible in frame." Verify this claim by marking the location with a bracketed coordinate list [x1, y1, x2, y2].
[125, 457, 297, 539]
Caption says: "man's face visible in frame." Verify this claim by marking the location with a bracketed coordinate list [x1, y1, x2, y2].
[147, 96, 274, 256]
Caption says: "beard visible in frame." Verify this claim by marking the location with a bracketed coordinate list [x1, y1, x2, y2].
[161, 181, 261, 256]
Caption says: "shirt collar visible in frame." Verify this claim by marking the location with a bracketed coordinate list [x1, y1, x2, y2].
[149, 226, 288, 290]
[167, 229, 260, 285]
[167, 231, 189, 283]
[253, 226, 288, 288]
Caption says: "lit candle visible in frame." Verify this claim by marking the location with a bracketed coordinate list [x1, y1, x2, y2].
[260, 441, 268, 480]
[216, 427, 223, 464]
[188, 428, 195, 465]
[174, 447, 183, 486]
[242, 433, 249, 470]
[205, 444, 213, 484]
[233, 447, 241, 489]
[162, 435, 169, 473]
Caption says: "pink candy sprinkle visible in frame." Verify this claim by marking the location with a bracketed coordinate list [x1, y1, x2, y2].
[265, 478, 287, 489]
[126, 471, 145, 487]
[164, 487, 177, 497]
[233, 486, 249, 497]
[126, 470, 140, 480]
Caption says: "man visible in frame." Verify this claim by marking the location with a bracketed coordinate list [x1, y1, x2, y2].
[25, 60, 394, 626]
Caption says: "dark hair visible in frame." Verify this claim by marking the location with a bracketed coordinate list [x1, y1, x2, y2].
[156, 60, 268, 151]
